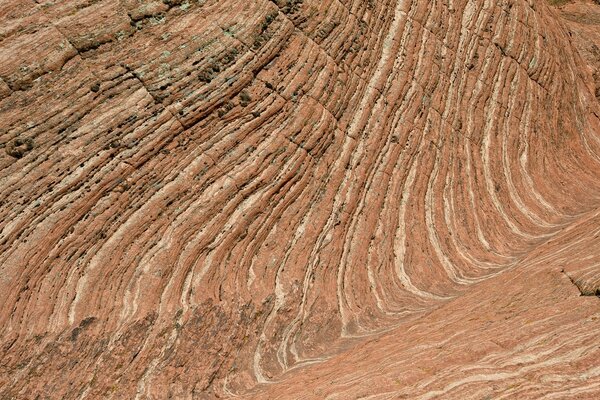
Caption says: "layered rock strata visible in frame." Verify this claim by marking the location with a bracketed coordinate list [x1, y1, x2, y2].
[0, 0, 599, 398]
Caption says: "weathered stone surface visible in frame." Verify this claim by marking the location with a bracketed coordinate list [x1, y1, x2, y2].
[0, 0, 599, 398]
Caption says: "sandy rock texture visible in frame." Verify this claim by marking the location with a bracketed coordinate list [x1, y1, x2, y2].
[0, 0, 599, 398]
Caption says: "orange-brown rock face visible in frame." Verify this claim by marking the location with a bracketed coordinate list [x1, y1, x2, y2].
[1, 0, 599, 398]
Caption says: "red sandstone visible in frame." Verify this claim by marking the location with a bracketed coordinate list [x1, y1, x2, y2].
[0, 0, 599, 398]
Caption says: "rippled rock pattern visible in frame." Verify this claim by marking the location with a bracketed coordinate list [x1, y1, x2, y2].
[1, 0, 599, 398]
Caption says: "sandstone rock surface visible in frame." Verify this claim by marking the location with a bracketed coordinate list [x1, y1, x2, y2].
[0, 0, 599, 398]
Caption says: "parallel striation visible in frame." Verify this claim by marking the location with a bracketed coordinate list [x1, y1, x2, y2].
[0, 0, 599, 398]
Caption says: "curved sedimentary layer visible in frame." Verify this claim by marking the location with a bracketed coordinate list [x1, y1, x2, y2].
[0, 0, 599, 398]
[251, 207, 600, 399]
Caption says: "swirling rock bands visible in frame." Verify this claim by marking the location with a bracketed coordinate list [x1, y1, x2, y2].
[0, 0, 599, 398]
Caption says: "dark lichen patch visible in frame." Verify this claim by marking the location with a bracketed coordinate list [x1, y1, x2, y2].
[217, 101, 234, 117]
[198, 63, 221, 83]
[70, 316, 98, 341]
[260, 11, 279, 33]
[5, 137, 34, 159]
[281, 0, 304, 15]
[239, 90, 252, 107]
